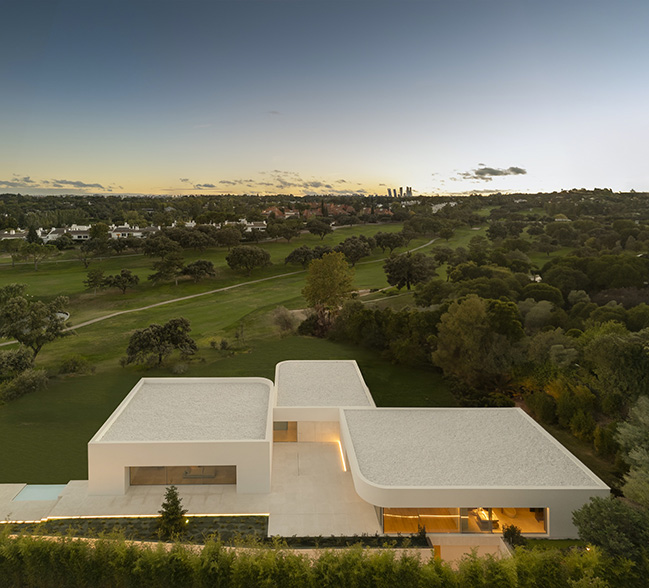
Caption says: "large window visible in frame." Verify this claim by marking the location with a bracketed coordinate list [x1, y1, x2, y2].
[383, 507, 546, 534]
[129, 466, 236, 486]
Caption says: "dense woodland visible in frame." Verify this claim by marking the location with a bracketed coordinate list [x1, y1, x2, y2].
[2, 189, 649, 581]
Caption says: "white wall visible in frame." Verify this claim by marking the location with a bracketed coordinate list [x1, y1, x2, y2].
[88, 439, 271, 495]
[297, 421, 340, 443]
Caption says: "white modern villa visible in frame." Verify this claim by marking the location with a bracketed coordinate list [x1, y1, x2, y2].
[82, 360, 609, 539]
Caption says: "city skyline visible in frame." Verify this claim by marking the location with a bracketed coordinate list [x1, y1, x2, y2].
[2, 0, 647, 197]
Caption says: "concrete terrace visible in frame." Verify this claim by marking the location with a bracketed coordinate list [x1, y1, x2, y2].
[1, 443, 381, 537]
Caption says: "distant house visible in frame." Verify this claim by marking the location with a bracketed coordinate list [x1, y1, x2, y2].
[109, 224, 160, 239]
[0, 229, 27, 240]
[262, 206, 285, 218]
[223, 219, 267, 233]
[39, 224, 90, 242]
[64, 224, 91, 241]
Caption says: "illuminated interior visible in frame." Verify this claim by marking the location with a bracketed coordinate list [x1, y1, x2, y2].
[383, 507, 547, 534]
[129, 465, 236, 486]
[273, 421, 297, 442]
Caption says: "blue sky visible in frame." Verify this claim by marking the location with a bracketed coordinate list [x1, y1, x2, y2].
[1, 0, 647, 196]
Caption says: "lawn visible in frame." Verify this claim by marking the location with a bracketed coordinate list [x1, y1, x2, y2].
[0, 336, 455, 484]
[0, 223, 435, 325]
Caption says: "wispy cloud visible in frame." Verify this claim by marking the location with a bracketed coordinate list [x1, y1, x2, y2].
[51, 178, 107, 189]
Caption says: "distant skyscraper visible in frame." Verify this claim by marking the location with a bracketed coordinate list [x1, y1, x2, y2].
[387, 188, 392, 197]
[399, 187, 403, 197]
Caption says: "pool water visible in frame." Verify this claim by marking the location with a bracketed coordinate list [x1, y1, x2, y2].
[13, 484, 67, 501]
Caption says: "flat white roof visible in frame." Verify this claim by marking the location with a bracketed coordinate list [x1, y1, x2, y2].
[342, 408, 607, 489]
[275, 360, 374, 407]
[95, 378, 272, 443]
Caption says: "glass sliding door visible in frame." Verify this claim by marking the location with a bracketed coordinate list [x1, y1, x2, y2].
[130, 465, 236, 486]
[383, 507, 547, 534]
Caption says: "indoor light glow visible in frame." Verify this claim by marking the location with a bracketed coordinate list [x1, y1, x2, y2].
[337, 440, 347, 472]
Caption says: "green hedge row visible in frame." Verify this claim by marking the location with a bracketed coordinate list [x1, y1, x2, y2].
[10, 515, 268, 543]
[0, 532, 644, 588]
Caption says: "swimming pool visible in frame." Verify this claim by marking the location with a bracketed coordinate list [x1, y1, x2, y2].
[13, 484, 67, 501]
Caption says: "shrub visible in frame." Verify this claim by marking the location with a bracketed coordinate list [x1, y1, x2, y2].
[273, 306, 297, 333]
[0, 368, 48, 402]
[502, 523, 527, 547]
[0, 346, 33, 379]
[171, 363, 188, 375]
[297, 313, 321, 337]
[59, 355, 94, 375]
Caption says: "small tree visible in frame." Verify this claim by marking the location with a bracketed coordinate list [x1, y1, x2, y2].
[105, 269, 140, 294]
[22, 242, 57, 270]
[285, 245, 314, 268]
[307, 219, 332, 240]
[383, 252, 437, 290]
[216, 226, 242, 250]
[0, 287, 69, 360]
[157, 485, 187, 540]
[302, 251, 354, 333]
[124, 317, 197, 366]
[182, 259, 216, 283]
[226, 245, 271, 276]
[143, 234, 183, 259]
[0, 239, 25, 267]
[334, 236, 371, 266]
[375, 231, 405, 253]
[84, 268, 106, 295]
[26, 225, 43, 244]
[148, 253, 185, 285]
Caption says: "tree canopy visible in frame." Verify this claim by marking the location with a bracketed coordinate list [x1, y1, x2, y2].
[226, 245, 271, 276]
[0, 284, 68, 359]
[432, 295, 524, 389]
[302, 251, 354, 316]
[383, 252, 437, 290]
[105, 269, 140, 294]
[123, 317, 197, 366]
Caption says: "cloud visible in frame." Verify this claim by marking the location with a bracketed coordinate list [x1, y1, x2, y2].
[267, 110, 282, 116]
[456, 165, 527, 182]
[195, 183, 216, 189]
[13, 175, 36, 184]
[52, 178, 107, 189]
[179, 178, 190, 183]
[0, 179, 31, 189]
[219, 180, 237, 185]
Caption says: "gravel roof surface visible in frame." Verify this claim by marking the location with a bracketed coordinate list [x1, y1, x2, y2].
[343, 408, 603, 488]
[276, 361, 372, 407]
[99, 380, 271, 442]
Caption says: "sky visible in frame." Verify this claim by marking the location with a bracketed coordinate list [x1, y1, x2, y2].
[1, 0, 648, 197]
